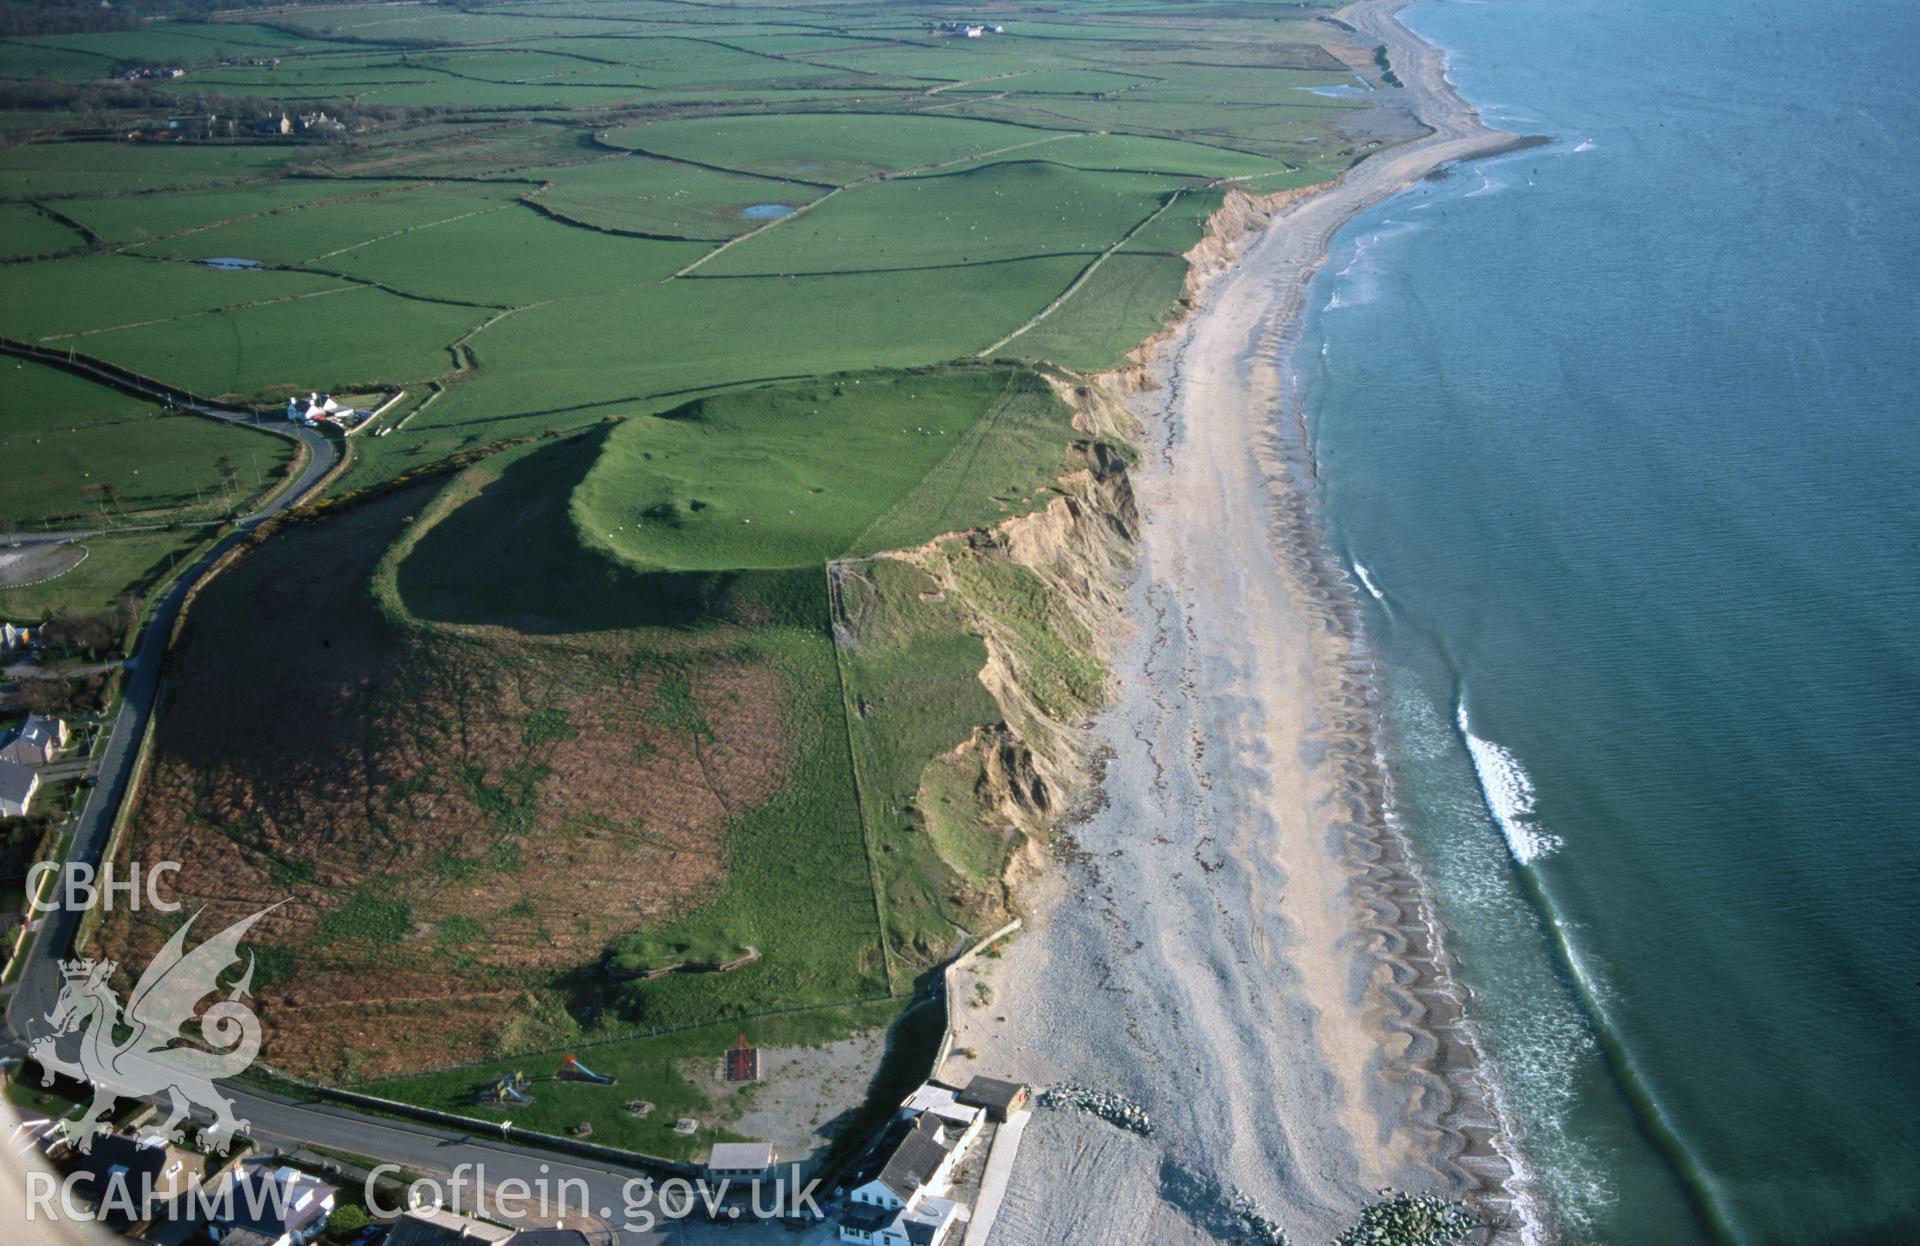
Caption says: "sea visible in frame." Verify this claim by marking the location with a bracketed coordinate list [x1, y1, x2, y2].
[1293, 0, 1920, 1242]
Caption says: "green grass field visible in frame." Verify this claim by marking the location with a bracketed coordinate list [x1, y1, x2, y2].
[365, 998, 941, 1161]
[0, 203, 86, 258]
[698, 162, 1174, 275]
[0, 527, 216, 618]
[533, 155, 825, 241]
[573, 365, 1076, 571]
[2, 0, 1397, 1124]
[835, 557, 1015, 973]
[604, 113, 1058, 184]
[0, 360, 296, 527]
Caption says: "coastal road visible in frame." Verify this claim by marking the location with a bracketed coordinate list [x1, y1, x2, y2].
[217, 1086, 832, 1245]
[1, 350, 335, 1048]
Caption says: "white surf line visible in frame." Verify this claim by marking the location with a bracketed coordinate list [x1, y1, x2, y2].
[976, 188, 1189, 357]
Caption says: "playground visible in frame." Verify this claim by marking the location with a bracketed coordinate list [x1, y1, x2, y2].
[472, 1052, 617, 1109]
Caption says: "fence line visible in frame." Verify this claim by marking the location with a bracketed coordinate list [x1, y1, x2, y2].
[251, 1070, 698, 1179]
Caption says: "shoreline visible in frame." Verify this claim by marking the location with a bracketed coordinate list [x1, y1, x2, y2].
[947, 1, 1537, 1241]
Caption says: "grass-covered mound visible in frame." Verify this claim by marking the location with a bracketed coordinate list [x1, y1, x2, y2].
[574, 364, 1078, 572]
[98, 468, 884, 1082]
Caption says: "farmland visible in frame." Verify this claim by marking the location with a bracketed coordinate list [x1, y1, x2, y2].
[5, 0, 1396, 1144]
[0, 360, 295, 528]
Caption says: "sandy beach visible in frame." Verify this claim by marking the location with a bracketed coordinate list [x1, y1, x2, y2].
[944, 2, 1535, 1241]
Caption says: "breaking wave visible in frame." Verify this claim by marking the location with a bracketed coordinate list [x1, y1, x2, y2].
[1456, 705, 1562, 863]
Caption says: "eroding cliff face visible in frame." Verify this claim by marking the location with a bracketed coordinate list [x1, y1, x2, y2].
[866, 378, 1133, 874]
[1187, 183, 1336, 290]
[900, 431, 1135, 827]
[873, 187, 1311, 905]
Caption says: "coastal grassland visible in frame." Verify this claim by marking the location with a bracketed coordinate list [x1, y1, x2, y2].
[571, 365, 1076, 572]
[601, 113, 1061, 184]
[609, 927, 752, 975]
[0, 528, 214, 618]
[126, 183, 530, 266]
[0, 0, 1394, 491]
[834, 557, 1016, 975]
[297, 122, 599, 180]
[328, 256, 1088, 487]
[19, 21, 338, 67]
[69, 285, 487, 398]
[364, 997, 945, 1162]
[0, 142, 298, 196]
[0, 203, 85, 258]
[0, 256, 348, 341]
[0, 360, 295, 527]
[954, 132, 1288, 180]
[697, 162, 1177, 275]
[531, 156, 826, 240]
[57, 177, 448, 246]
[87, 355, 1104, 1102]
[94, 473, 884, 1083]
[992, 253, 1193, 371]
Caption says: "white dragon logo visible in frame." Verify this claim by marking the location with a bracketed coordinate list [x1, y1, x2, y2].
[27, 906, 276, 1154]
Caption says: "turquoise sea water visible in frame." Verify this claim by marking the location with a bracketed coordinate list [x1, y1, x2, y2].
[1296, 1, 1920, 1242]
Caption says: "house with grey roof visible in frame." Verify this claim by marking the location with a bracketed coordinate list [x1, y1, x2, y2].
[953, 1075, 1029, 1123]
[206, 1164, 335, 1246]
[0, 758, 38, 818]
[837, 1110, 974, 1246]
[0, 714, 68, 766]
[71, 1130, 206, 1226]
[706, 1140, 777, 1184]
[384, 1206, 514, 1246]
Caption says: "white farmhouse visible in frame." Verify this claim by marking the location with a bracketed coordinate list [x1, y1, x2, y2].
[286, 392, 358, 426]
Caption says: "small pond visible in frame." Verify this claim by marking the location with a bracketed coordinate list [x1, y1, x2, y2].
[740, 203, 796, 220]
[200, 257, 264, 270]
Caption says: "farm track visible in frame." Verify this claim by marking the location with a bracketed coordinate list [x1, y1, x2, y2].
[978, 188, 1190, 356]
[664, 129, 1092, 281]
[113, 180, 443, 248]
[35, 282, 365, 342]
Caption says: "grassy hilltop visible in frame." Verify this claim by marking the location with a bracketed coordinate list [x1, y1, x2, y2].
[3, 0, 1406, 1155]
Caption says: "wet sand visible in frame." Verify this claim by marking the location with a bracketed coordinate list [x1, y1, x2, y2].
[949, 2, 1536, 1241]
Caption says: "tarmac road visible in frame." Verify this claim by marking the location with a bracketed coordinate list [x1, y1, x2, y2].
[2, 391, 332, 1045]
